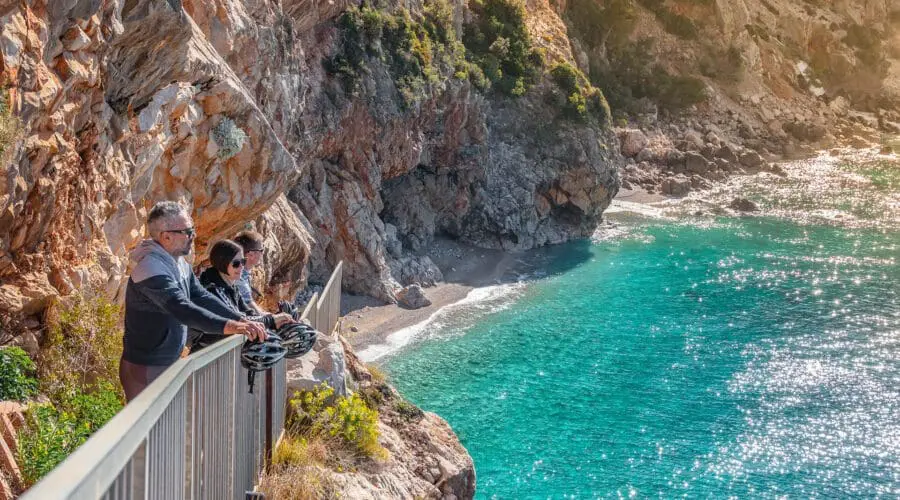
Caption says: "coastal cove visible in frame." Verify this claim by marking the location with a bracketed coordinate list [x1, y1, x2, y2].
[351, 152, 900, 498]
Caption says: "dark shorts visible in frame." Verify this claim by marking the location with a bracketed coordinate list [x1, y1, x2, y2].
[119, 358, 169, 402]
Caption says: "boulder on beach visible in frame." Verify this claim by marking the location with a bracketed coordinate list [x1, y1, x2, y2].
[397, 284, 432, 309]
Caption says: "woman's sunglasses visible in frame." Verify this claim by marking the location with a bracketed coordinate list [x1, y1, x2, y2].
[231, 258, 247, 268]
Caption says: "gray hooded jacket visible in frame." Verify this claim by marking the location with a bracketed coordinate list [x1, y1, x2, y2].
[123, 239, 242, 366]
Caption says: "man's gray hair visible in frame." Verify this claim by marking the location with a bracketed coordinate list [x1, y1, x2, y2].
[147, 201, 189, 239]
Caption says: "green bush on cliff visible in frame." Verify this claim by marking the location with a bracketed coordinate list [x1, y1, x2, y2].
[550, 62, 610, 124]
[212, 117, 248, 160]
[324, 0, 542, 102]
[843, 24, 886, 69]
[18, 383, 122, 487]
[325, 2, 469, 107]
[0, 346, 38, 401]
[289, 384, 386, 459]
[463, 0, 544, 96]
[591, 38, 707, 114]
[700, 45, 744, 82]
[41, 294, 124, 400]
[16, 293, 125, 486]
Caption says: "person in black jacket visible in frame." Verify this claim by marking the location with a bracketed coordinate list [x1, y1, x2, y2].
[121, 202, 267, 402]
[189, 240, 294, 350]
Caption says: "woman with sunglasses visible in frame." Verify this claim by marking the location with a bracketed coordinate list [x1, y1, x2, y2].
[189, 240, 295, 351]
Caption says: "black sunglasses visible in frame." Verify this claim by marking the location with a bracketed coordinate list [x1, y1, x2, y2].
[165, 227, 196, 237]
[230, 258, 247, 268]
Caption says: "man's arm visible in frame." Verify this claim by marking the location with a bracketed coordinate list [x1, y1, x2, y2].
[187, 272, 245, 321]
[136, 275, 236, 332]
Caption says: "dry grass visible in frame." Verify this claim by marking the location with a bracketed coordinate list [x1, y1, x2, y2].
[366, 363, 388, 384]
[259, 436, 340, 500]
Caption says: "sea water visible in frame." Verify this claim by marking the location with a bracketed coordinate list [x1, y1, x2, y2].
[379, 152, 900, 498]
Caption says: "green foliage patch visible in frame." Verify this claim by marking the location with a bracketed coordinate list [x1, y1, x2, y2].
[0, 91, 20, 161]
[549, 62, 611, 124]
[0, 347, 38, 401]
[212, 118, 248, 160]
[16, 293, 125, 486]
[591, 38, 707, 115]
[325, 1, 470, 107]
[17, 383, 122, 486]
[289, 384, 385, 459]
[462, 0, 545, 96]
[41, 294, 124, 400]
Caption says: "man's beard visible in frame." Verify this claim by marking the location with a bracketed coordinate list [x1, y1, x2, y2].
[175, 242, 193, 257]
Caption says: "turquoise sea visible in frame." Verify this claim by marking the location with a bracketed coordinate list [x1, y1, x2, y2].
[379, 154, 900, 498]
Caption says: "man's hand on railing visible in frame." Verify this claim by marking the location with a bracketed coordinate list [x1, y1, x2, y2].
[224, 320, 268, 341]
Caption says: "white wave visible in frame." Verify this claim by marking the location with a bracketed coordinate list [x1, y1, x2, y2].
[606, 199, 669, 218]
[357, 282, 527, 362]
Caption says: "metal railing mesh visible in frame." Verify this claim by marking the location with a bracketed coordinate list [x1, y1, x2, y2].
[21, 262, 344, 500]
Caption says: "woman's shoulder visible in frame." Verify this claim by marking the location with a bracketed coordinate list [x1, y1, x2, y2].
[198, 266, 219, 285]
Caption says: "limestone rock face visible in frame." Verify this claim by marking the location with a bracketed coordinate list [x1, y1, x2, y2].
[0, 0, 302, 321]
[286, 328, 351, 397]
[1, 0, 619, 318]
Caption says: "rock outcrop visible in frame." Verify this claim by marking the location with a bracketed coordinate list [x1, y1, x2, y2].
[284, 332, 475, 499]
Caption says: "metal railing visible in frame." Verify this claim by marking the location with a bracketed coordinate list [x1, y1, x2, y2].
[21, 262, 344, 500]
[304, 261, 342, 335]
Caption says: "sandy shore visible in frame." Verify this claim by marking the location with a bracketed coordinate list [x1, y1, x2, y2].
[340, 187, 662, 358]
[340, 238, 523, 355]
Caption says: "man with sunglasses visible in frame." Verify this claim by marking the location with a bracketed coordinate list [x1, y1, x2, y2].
[233, 230, 266, 314]
[121, 201, 267, 401]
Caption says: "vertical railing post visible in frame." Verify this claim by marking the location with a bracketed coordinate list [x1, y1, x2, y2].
[183, 373, 194, 500]
[264, 369, 273, 472]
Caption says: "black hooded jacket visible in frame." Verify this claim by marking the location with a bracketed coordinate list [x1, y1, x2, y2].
[188, 267, 276, 350]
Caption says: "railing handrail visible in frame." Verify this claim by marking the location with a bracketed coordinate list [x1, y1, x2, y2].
[320, 261, 342, 306]
[20, 261, 345, 499]
[20, 335, 245, 499]
[300, 292, 319, 321]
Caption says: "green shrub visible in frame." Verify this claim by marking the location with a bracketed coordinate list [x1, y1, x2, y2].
[843, 24, 886, 69]
[325, 3, 467, 107]
[550, 62, 610, 123]
[0, 347, 38, 401]
[42, 294, 124, 400]
[394, 399, 424, 422]
[17, 383, 122, 486]
[700, 45, 743, 82]
[591, 38, 707, 114]
[289, 384, 385, 459]
[463, 0, 544, 96]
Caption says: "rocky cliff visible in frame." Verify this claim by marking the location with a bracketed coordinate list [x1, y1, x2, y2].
[0, 0, 619, 335]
